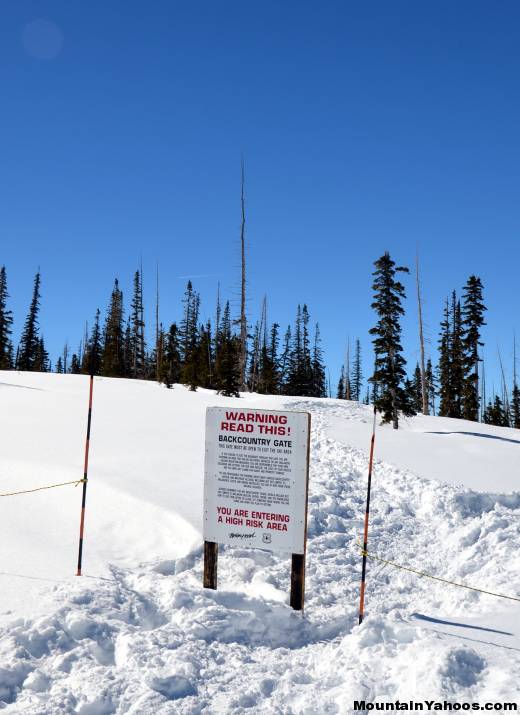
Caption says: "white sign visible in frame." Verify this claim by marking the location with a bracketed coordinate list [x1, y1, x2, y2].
[203, 407, 311, 554]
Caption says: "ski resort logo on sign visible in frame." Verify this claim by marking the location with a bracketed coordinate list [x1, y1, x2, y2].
[203, 407, 311, 555]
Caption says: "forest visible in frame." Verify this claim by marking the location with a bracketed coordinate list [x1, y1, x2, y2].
[0, 254, 518, 430]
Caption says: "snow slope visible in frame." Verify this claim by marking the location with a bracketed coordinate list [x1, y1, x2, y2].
[0, 372, 519, 713]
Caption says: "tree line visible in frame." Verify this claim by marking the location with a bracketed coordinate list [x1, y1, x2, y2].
[0, 267, 327, 399]
[1, 253, 519, 430]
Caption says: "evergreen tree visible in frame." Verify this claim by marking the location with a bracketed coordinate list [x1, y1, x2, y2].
[267, 322, 281, 393]
[130, 269, 146, 379]
[369, 252, 415, 428]
[70, 353, 81, 374]
[180, 281, 200, 390]
[101, 279, 125, 377]
[350, 339, 363, 401]
[215, 301, 240, 397]
[311, 323, 326, 397]
[17, 271, 42, 371]
[286, 305, 313, 396]
[483, 395, 508, 427]
[159, 322, 182, 388]
[438, 293, 464, 418]
[411, 363, 423, 413]
[55, 356, 64, 373]
[279, 325, 292, 393]
[437, 299, 452, 417]
[257, 322, 280, 395]
[82, 309, 102, 375]
[425, 358, 436, 415]
[122, 318, 132, 378]
[450, 293, 465, 418]
[0, 266, 14, 369]
[337, 366, 345, 399]
[511, 382, 520, 429]
[461, 276, 486, 422]
[34, 337, 49, 372]
[248, 319, 261, 391]
[196, 320, 214, 389]
[342, 368, 351, 401]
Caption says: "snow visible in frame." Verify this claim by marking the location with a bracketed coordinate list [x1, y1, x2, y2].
[0, 371, 519, 713]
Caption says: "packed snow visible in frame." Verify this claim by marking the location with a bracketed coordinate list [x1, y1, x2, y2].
[0, 371, 519, 713]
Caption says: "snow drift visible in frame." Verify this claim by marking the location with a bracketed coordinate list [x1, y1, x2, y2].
[0, 372, 519, 713]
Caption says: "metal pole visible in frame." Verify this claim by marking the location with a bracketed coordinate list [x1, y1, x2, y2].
[358, 404, 377, 624]
[76, 371, 94, 576]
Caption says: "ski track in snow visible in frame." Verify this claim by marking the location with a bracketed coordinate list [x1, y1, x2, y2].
[1, 398, 520, 713]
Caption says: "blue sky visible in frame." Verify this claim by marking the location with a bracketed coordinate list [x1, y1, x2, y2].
[1, 1, 520, 397]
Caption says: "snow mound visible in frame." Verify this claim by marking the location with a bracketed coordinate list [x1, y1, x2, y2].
[0, 372, 519, 712]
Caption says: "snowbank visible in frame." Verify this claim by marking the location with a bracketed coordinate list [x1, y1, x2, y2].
[0, 372, 519, 713]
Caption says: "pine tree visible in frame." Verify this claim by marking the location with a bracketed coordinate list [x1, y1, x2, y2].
[311, 323, 326, 397]
[34, 337, 49, 372]
[438, 293, 465, 418]
[342, 364, 351, 400]
[279, 325, 292, 393]
[483, 395, 507, 426]
[286, 305, 313, 396]
[122, 318, 132, 378]
[215, 301, 240, 397]
[159, 323, 182, 388]
[196, 320, 214, 389]
[70, 353, 81, 374]
[82, 309, 102, 375]
[461, 276, 486, 422]
[369, 252, 415, 428]
[266, 322, 281, 394]
[248, 319, 262, 391]
[17, 271, 42, 371]
[0, 266, 14, 369]
[179, 281, 200, 390]
[437, 299, 452, 417]
[257, 321, 279, 395]
[55, 356, 64, 373]
[62, 343, 69, 374]
[425, 358, 436, 415]
[350, 339, 363, 401]
[101, 279, 125, 377]
[130, 269, 146, 379]
[450, 293, 465, 418]
[337, 366, 345, 399]
[411, 363, 423, 413]
[511, 383, 520, 429]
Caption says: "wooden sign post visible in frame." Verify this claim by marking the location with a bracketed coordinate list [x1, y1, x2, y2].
[203, 407, 311, 610]
[203, 540, 218, 589]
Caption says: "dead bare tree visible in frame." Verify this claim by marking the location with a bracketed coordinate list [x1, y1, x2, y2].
[344, 338, 351, 400]
[62, 342, 69, 374]
[239, 158, 248, 390]
[155, 263, 160, 381]
[416, 252, 428, 415]
[498, 346, 510, 423]
[140, 258, 145, 380]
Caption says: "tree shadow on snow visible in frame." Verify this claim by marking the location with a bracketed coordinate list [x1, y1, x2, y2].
[424, 431, 520, 446]
[411, 612, 513, 636]
[0, 381, 44, 391]
[411, 613, 520, 653]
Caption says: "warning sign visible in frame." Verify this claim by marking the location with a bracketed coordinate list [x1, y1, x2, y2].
[203, 407, 310, 554]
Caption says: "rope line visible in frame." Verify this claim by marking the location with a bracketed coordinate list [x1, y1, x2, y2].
[0, 479, 86, 498]
[358, 543, 520, 604]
